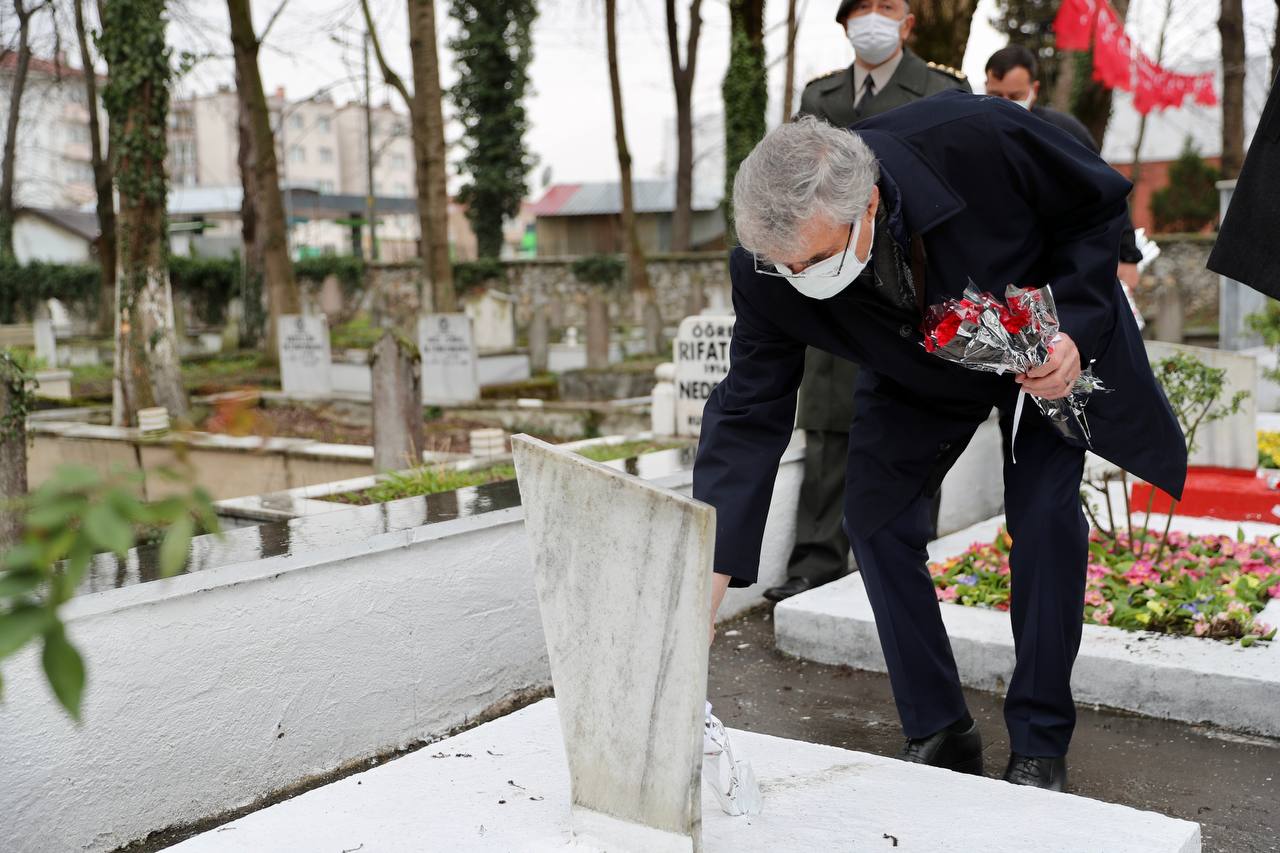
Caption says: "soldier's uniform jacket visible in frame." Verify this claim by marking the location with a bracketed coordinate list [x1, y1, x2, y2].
[693, 93, 1187, 586]
[795, 48, 970, 432]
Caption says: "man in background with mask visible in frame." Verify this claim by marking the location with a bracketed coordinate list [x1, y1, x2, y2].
[766, 0, 969, 603]
[984, 45, 1144, 289]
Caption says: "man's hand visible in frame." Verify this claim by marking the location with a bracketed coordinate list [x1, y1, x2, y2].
[1017, 333, 1081, 400]
[1117, 262, 1140, 289]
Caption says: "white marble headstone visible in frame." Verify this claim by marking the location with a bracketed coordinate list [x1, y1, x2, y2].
[464, 290, 516, 352]
[674, 315, 734, 437]
[1145, 340, 1257, 470]
[33, 318, 57, 367]
[417, 313, 480, 405]
[277, 315, 333, 397]
[511, 435, 714, 853]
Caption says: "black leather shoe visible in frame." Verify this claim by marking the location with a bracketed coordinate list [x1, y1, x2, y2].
[763, 576, 818, 602]
[895, 721, 984, 775]
[1003, 753, 1068, 792]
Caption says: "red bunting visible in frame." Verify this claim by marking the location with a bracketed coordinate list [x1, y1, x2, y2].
[1052, 0, 1217, 115]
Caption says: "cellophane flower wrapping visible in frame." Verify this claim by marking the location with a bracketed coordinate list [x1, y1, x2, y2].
[920, 283, 1107, 446]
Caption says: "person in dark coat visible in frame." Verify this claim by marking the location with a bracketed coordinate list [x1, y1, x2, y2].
[983, 45, 1145, 286]
[1208, 70, 1280, 295]
[769, 0, 970, 603]
[694, 92, 1186, 792]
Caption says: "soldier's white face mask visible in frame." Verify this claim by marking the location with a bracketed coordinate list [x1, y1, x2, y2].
[774, 217, 873, 300]
[846, 12, 905, 67]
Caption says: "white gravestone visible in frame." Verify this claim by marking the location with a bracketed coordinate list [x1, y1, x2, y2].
[1146, 341, 1257, 470]
[277, 315, 333, 397]
[464, 289, 516, 352]
[417, 313, 480, 405]
[512, 435, 713, 853]
[33, 318, 57, 367]
[675, 315, 734, 437]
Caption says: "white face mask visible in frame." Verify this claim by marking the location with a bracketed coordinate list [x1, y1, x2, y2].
[1014, 93, 1035, 110]
[846, 12, 905, 67]
[776, 217, 873, 300]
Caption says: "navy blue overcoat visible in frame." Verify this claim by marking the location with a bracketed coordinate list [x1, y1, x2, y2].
[693, 92, 1187, 586]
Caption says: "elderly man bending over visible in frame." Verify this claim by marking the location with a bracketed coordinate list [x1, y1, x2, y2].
[694, 92, 1186, 791]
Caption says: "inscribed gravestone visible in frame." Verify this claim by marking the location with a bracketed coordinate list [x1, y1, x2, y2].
[675, 315, 734, 437]
[511, 435, 712, 853]
[278, 315, 333, 397]
[417, 313, 480, 405]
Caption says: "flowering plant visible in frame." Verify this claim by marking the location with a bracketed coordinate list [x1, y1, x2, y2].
[920, 283, 1106, 447]
[930, 526, 1280, 645]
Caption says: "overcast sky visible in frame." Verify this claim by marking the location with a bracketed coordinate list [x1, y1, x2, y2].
[41, 0, 1280, 192]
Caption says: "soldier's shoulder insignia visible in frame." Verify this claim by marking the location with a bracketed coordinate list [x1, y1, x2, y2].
[805, 68, 844, 88]
[926, 61, 966, 81]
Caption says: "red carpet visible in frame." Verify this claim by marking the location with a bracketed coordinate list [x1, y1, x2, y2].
[1130, 466, 1280, 523]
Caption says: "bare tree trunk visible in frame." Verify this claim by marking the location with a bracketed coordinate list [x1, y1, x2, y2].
[606, 0, 659, 352]
[407, 0, 454, 312]
[0, 1, 41, 263]
[75, 0, 117, 337]
[363, 0, 455, 313]
[236, 70, 265, 346]
[666, 0, 703, 253]
[1129, 0, 1175, 202]
[0, 367, 28, 548]
[229, 0, 300, 363]
[908, 0, 979, 70]
[1050, 49, 1077, 112]
[780, 0, 799, 122]
[1219, 0, 1246, 178]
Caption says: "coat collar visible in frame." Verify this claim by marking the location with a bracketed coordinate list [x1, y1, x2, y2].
[857, 128, 966, 235]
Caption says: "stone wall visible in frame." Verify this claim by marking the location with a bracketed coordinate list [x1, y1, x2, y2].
[363, 253, 731, 333]
[1131, 234, 1219, 342]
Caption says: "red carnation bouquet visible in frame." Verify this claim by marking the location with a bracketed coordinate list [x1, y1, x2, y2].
[920, 283, 1107, 449]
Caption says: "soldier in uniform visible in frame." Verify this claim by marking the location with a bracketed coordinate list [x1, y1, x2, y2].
[765, 0, 970, 602]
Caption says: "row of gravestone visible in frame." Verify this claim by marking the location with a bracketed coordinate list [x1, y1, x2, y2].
[278, 314, 480, 405]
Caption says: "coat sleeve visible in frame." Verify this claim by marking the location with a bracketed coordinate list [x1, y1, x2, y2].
[992, 104, 1132, 364]
[692, 252, 806, 587]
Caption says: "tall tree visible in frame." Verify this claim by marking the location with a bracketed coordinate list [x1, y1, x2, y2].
[447, 0, 538, 259]
[605, 0, 660, 353]
[363, 0, 455, 313]
[73, 0, 116, 336]
[909, 0, 979, 69]
[665, 0, 703, 252]
[0, 0, 51, 262]
[98, 0, 188, 425]
[722, 0, 765, 241]
[1218, 0, 1246, 178]
[228, 0, 300, 361]
[1129, 0, 1175, 197]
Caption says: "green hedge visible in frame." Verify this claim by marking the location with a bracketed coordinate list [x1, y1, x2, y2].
[0, 259, 101, 323]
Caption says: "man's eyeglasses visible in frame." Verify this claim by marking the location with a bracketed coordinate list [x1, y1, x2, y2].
[753, 222, 855, 278]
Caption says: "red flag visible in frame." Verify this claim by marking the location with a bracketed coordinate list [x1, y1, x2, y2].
[1192, 72, 1218, 106]
[1053, 0, 1097, 51]
[1132, 52, 1160, 115]
[1091, 6, 1128, 89]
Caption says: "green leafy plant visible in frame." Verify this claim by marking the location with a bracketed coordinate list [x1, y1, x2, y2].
[570, 254, 625, 288]
[1150, 140, 1221, 234]
[453, 258, 507, 294]
[0, 463, 219, 719]
[1083, 351, 1248, 563]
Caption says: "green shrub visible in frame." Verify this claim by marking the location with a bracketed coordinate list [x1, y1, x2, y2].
[1150, 140, 1220, 233]
[570, 254, 625, 287]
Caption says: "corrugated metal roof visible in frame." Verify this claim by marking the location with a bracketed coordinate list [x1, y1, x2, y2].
[533, 179, 721, 218]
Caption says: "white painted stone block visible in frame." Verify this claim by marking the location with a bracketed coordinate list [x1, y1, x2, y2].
[277, 314, 333, 397]
[776, 514, 1280, 737]
[512, 436, 712, 851]
[1145, 340, 1257, 470]
[674, 315, 734, 437]
[33, 317, 57, 367]
[169, 698, 1201, 853]
[418, 313, 480, 404]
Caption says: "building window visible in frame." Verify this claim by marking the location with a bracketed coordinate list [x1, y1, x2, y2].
[390, 152, 408, 170]
[394, 182, 409, 196]
[289, 146, 306, 163]
[290, 113, 304, 130]
[318, 179, 335, 194]
[316, 116, 331, 133]
[319, 146, 334, 163]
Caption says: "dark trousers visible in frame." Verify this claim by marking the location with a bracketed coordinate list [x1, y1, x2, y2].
[846, 400, 1088, 757]
[786, 429, 853, 583]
